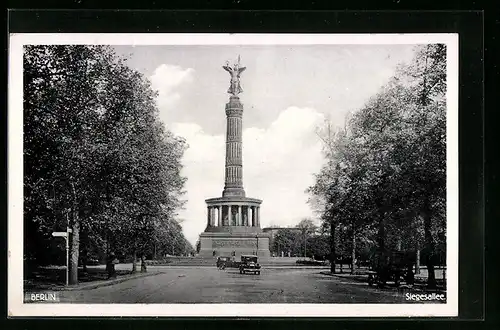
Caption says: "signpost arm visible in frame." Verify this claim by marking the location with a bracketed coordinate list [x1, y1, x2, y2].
[52, 225, 71, 286]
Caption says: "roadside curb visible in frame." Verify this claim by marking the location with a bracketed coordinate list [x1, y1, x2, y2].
[36, 271, 164, 292]
[150, 264, 330, 269]
[260, 266, 330, 269]
[320, 271, 447, 293]
[150, 265, 330, 269]
[319, 271, 367, 280]
[320, 271, 433, 280]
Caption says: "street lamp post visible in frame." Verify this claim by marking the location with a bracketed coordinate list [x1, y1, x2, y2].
[255, 235, 259, 256]
[65, 229, 70, 285]
[66, 211, 70, 286]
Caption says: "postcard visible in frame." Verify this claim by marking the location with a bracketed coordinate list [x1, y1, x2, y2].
[8, 33, 458, 317]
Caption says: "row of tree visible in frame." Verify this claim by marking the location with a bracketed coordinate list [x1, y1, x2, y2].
[268, 220, 325, 258]
[270, 219, 374, 265]
[307, 44, 447, 288]
[24, 45, 193, 284]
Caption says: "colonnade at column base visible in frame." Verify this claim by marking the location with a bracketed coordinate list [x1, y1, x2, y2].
[204, 225, 263, 233]
[204, 196, 263, 228]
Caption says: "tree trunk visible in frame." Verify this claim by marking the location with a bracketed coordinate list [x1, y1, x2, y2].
[81, 230, 88, 273]
[69, 212, 80, 285]
[423, 198, 436, 289]
[132, 250, 137, 273]
[415, 248, 421, 274]
[106, 239, 110, 260]
[351, 227, 356, 274]
[81, 247, 88, 273]
[330, 220, 336, 274]
[378, 217, 386, 252]
[141, 255, 147, 272]
[304, 233, 307, 258]
[375, 213, 386, 282]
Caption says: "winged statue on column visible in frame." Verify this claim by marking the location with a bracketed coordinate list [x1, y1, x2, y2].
[223, 55, 246, 96]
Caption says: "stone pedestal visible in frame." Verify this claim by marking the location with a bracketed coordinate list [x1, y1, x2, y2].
[199, 196, 270, 258]
[199, 228, 270, 258]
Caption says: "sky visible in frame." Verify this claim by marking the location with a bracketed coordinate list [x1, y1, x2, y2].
[113, 44, 417, 246]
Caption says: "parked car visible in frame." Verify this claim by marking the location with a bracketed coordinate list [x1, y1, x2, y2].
[216, 256, 230, 269]
[239, 255, 261, 275]
[87, 257, 100, 265]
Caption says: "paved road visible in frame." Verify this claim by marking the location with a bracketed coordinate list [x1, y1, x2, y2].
[55, 267, 431, 304]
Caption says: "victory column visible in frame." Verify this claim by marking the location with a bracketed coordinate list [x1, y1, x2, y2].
[198, 56, 270, 258]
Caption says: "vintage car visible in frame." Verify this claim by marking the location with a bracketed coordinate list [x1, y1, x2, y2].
[239, 255, 261, 275]
[216, 256, 231, 269]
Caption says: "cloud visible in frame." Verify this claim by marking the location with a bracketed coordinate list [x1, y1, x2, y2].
[150, 64, 194, 112]
[171, 106, 326, 246]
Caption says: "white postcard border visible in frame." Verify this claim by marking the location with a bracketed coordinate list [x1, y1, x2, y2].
[8, 33, 459, 317]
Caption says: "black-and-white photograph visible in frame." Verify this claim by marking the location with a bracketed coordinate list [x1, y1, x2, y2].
[8, 34, 458, 317]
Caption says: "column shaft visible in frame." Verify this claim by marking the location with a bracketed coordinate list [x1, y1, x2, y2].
[244, 206, 248, 226]
[251, 206, 255, 227]
[228, 205, 232, 226]
[218, 206, 221, 226]
[223, 97, 245, 197]
[207, 206, 210, 226]
[238, 205, 242, 226]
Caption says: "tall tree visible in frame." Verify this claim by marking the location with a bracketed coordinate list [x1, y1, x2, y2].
[24, 45, 189, 283]
[308, 44, 447, 286]
[24, 45, 114, 283]
[272, 228, 302, 257]
[296, 218, 317, 258]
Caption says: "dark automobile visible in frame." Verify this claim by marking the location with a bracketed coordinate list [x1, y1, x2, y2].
[239, 255, 261, 275]
[216, 256, 230, 269]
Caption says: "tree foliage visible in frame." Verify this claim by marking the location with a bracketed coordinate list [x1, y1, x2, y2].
[271, 220, 329, 259]
[308, 44, 447, 286]
[24, 45, 191, 283]
[271, 228, 302, 257]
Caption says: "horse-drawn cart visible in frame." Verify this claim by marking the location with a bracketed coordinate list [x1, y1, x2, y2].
[368, 250, 415, 288]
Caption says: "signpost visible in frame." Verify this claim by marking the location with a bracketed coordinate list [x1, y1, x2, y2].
[52, 226, 72, 286]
